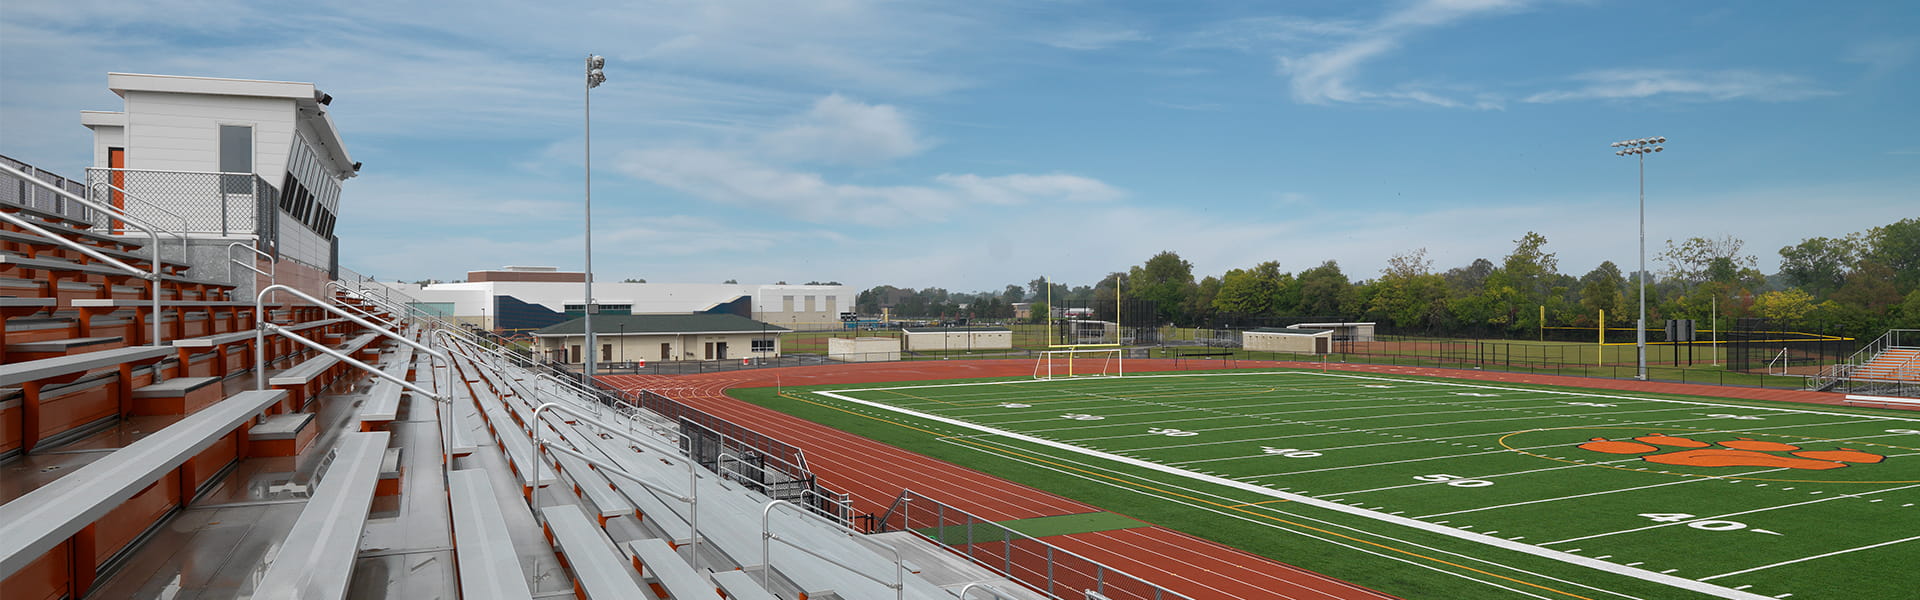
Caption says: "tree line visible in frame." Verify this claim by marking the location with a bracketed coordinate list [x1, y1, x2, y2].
[855, 218, 1920, 339]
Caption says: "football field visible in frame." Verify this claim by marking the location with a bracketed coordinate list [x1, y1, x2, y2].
[791, 371, 1920, 600]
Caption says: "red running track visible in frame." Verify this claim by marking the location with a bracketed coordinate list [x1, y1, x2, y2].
[602, 360, 1398, 599]
[598, 359, 1874, 600]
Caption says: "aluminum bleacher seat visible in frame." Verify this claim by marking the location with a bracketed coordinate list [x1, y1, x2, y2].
[448, 469, 536, 600]
[252, 430, 391, 600]
[626, 538, 712, 599]
[0, 389, 285, 591]
[541, 504, 660, 600]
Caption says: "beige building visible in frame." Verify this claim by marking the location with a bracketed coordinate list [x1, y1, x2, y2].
[1244, 327, 1333, 354]
[902, 327, 1013, 352]
[827, 337, 901, 362]
[533, 314, 786, 364]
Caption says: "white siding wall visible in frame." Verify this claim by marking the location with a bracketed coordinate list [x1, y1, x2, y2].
[122, 91, 297, 177]
[276, 212, 331, 266]
[90, 125, 124, 167]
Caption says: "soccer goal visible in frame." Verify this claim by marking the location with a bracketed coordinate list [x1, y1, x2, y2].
[1034, 347, 1125, 380]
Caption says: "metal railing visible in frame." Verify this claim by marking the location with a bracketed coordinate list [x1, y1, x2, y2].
[1, 154, 90, 221]
[1808, 329, 1918, 391]
[873, 490, 1194, 600]
[87, 179, 190, 263]
[84, 167, 279, 239]
[1, 162, 166, 346]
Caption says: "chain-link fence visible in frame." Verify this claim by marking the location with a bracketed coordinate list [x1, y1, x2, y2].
[84, 168, 278, 239]
[870, 490, 1194, 600]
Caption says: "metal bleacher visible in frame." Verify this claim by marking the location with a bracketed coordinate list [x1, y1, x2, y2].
[6, 154, 1050, 600]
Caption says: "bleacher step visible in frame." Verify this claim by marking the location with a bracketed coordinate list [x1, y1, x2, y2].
[249, 412, 318, 457]
[131, 376, 223, 415]
[5, 336, 125, 362]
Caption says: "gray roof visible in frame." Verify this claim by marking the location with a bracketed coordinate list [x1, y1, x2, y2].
[533, 314, 788, 336]
[1249, 327, 1331, 335]
[901, 327, 1011, 333]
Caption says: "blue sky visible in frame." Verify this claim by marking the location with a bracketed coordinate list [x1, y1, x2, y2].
[3, 1, 1915, 292]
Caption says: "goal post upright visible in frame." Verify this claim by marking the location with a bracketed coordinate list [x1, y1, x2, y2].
[1032, 276, 1126, 379]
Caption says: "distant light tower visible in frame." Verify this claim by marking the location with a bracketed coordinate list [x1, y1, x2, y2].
[583, 54, 606, 377]
[1612, 136, 1666, 381]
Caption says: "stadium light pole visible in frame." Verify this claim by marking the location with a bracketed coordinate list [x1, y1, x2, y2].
[583, 54, 606, 378]
[1611, 136, 1665, 381]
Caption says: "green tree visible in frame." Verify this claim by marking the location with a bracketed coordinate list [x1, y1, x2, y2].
[1578, 261, 1627, 322]
[1297, 261, 1354, 316]
[1127, 251, 1197, 324]
[1657, 235, 1755, 291]
[1864, 218, 1920, 294]
[1777, 235, 1860, 298]
[1832, 261, 1904, 315]
[1368, 249, 1448, 329]
[1752, 289, 1817, 323]
[1213, 262, 1281, 316]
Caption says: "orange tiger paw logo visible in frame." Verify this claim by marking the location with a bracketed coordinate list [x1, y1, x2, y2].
[1578, 434, 1886, 470]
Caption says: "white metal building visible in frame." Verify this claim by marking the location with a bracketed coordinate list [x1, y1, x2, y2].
[81, 72, 358, 299]
[385, 267, 854, 332]
[901, 327, 1013, 352]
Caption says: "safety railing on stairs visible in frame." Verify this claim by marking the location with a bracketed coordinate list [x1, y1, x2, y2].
[1808, 329, 1918, 391]
[872, 490, 1195, 600]
[2, 161, 166, 346]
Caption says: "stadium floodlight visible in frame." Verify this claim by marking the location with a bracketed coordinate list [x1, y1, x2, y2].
[1611, 135, 1668, 381]
[583, 54, 606, 377]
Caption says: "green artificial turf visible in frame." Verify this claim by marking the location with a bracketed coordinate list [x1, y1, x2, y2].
[729, 369, 1920, 600]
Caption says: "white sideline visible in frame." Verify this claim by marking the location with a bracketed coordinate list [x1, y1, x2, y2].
[817, 386, 1779, 600]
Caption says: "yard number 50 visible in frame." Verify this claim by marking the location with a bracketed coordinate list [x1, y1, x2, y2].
[1414, 474, 1494, 487]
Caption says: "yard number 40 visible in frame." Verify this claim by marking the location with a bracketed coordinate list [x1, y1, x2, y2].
[1414, 474, 1494, 487]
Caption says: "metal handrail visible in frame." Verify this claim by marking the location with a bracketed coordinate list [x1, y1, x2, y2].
[761, 498, 904, 600]
[957, 583, 1012, 599]
[251, 284, 448, 394]
[229, 241, 275, 290]
[88, 178, 189, 260]
[529, 401, 702, 567]
[877, 489, 1196, 600]
[2, 162, 164, 346]
[719, 452, 851, 526]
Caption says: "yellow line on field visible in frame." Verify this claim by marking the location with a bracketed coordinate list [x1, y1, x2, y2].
[1226, 499, 1291, 507]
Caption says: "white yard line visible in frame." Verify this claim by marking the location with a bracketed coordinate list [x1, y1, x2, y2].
[1540, 481, 1920, 546]
[818, 388, 1778, 600]
[931, 436, 1628, 600]
[1416, 468, 1785, 518]
[1698, 534, 1920, 581]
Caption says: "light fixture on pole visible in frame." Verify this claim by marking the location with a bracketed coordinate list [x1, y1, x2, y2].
[1611, 135, 1665, 380]
[583, 54, 605, 377]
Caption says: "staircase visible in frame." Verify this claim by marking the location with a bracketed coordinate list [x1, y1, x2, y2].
[1809, 330, 1920, 397]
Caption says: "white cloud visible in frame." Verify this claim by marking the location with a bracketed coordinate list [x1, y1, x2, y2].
[1045, 27, 1149, 51]
[1270, 0, 1531, 108]
[615, 147, 1120, 226]
[1844, 38, 1918, 76]
[759, 94, 925, 165]
[1522, 69, 1834, 103]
